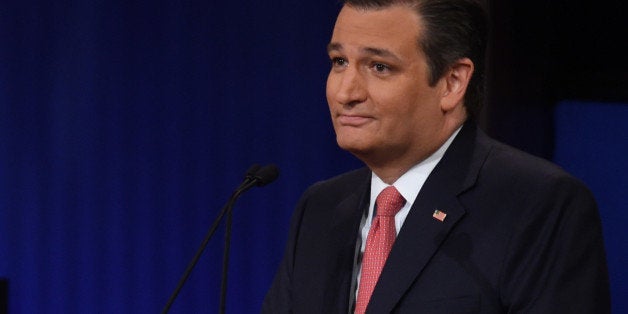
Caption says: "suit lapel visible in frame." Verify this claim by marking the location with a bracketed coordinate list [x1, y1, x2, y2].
[325, 169, 371, 313]
[329, 168, 371, 248]
[366, 123, 491, 313]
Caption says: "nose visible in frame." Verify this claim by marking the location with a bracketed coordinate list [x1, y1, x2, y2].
[328, 66, 367, 107]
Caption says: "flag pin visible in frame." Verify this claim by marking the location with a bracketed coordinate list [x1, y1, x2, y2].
[432, 209, 447, 222]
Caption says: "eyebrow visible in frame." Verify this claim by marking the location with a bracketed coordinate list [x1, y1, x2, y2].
[326, 42, 342, 53]
[326, 42, 402, 63]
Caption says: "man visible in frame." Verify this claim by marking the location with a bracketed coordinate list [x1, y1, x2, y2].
[263, 0, 610, 313]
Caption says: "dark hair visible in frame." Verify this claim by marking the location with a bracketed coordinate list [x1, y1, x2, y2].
[342, 0, 488, 119]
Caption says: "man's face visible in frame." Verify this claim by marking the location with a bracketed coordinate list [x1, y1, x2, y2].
[326, 5, 449, 167]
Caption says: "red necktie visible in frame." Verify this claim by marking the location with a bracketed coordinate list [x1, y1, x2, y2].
[355, 186, 406, 314]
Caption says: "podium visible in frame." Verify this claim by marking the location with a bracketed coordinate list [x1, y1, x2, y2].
[1, 278, 7, 314]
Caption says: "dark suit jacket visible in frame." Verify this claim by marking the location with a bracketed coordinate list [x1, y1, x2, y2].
[263, 123, 610, 313]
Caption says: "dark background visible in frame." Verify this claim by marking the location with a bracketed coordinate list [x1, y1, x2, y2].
[1, 0, 626, 313]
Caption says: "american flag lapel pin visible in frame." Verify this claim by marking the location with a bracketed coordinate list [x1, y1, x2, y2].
[432, 209, 447, 222]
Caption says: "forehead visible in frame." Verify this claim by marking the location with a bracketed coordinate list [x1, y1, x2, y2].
[329, 5, 423, 55]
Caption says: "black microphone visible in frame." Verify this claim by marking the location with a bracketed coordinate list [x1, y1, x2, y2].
[251, 164, 279, 187]
[242, 163, 262, 185]
[218, 163, 279, 313]
[161, 164, 280, 314]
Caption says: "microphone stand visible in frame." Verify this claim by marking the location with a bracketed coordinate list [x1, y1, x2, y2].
[160, 170, 260, 314]
[219, 201, 234, 314]
[218, 164, 279, 313]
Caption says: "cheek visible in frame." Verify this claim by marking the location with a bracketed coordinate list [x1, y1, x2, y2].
[325, 85, 333, 105]
[378, 91, 433, 134]
[371, 85, 417, 116]
[326, 71, 338, 93]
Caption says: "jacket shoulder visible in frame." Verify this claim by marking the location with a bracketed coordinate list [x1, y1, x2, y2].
[303, 167, 371, 198]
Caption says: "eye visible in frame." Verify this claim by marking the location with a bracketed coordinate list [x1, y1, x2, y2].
[330, 57, 348, 68]
[371, 62, 391, 73]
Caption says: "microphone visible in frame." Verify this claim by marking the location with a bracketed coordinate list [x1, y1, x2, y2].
[218, 163, 279, 313]
[242, 163, 262, 185]
[251, 164, 279, 187]
[161, 164, 280, 314]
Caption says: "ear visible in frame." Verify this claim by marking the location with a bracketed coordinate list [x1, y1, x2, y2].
[440, 57, 474, 113]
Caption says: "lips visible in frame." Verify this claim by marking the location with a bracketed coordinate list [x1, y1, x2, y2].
[337, 114, 373, 127]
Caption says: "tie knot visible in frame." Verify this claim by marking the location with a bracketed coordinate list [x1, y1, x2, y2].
[375, 186, 405, 217]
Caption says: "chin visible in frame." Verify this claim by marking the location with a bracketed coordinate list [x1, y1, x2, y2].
[336, 137, 372, 157]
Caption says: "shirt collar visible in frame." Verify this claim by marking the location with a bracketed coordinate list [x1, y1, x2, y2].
[371, 126, 462, 206]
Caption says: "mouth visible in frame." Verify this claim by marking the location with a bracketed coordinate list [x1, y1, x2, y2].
[336, 114, 373, 127]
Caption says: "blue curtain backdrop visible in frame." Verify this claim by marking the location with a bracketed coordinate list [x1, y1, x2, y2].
[0, 1, 362, 313]
[2, 1, 627, 313]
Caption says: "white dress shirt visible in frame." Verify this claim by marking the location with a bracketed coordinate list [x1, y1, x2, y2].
[352, 126, 462, 305]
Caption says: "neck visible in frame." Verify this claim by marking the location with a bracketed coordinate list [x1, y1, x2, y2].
[365, 119, 466, 184]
